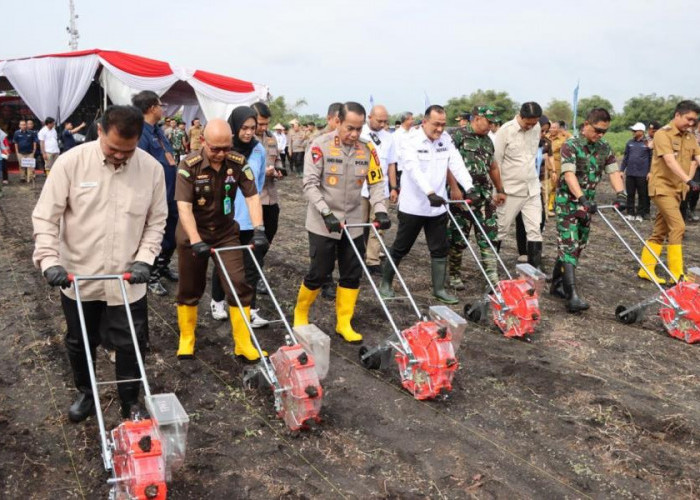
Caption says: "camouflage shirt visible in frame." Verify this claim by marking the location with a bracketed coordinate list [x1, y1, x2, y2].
[171, 128, 186, 152]
[556, 136, 618, 203]
[449, 123, 494, 198]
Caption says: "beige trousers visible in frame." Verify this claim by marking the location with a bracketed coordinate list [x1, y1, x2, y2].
[361, 197, 386, 266]
[496, 193, 542, 243]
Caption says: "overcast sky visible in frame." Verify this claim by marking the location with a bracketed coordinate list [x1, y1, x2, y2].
[5, 0, 699, 116]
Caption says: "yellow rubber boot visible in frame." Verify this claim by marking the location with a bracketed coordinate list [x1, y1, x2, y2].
[667, 244, 685, 284]
[231, 306, 267, 361]
[335, 286, 363, 343]
[637, 241, 666, 285]
[293, 283, 320, 327]
[176, 304, 198, 359]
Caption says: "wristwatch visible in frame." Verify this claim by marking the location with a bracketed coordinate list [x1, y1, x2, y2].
[254, 225, 266, 232]
[321, 208, 332, 217]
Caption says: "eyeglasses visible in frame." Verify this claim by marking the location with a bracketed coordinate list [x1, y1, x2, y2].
[591, 125, 608, 135]
[208, 145, 231, 154]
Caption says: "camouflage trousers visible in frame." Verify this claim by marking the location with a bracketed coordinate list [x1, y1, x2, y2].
[447, 199, 499, 282]
[555, 201, 591, 267]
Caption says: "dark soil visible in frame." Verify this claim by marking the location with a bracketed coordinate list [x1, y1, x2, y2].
[1, 173, 699, 499]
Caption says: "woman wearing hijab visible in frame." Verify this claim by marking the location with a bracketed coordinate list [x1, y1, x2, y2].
[210, 107, 269, 328]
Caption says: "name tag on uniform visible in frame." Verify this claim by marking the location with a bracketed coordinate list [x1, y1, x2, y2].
[80, 182, 98, 188]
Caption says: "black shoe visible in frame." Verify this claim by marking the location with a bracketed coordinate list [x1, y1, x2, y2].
[68, 393, 95, 423]
[161, 267, 179, 282]
[256, 280, 268, 295]
[321, 282, 336, 300]
[563, 263, 589, 312]
[120, 401, 142, 420]
[367, 265, 382, 276]
[549, 259, 566, 298]
[148, 279, 168, 296]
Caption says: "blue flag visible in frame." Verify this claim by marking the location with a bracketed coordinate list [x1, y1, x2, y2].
[369, 94, 375, 110]
[423, 91, 430, 112]
[572, 80, 580, 137]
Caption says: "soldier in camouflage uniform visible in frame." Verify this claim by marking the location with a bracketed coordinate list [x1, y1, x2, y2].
[551, 108, 627, 312]
[447, 106, 507, 289]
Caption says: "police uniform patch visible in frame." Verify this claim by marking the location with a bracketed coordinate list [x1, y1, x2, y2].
[334, 136, 340, 147]
[242, 164, 254, 181]
[227, 168, 233, 175]
[311, 146, 323, 164]
[367, 142, 383, 185]
[178, 168, 191, 178]
[327, 175, 338, 186]
[185, 154, 202, 167]
[329, 147, 341, 157]
[197, 197, 206, 206]
[226, 151, 246, 164]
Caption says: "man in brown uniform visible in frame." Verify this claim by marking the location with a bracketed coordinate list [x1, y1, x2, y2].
[546, 121, 572, 214]
[288, 119, 308, 175]
[175, 119, 269, 361]
[638, 100, 700, 284]
[251, 102, 284, 296]
[293, 102, 390, 343]
[189, 118, 203, 151]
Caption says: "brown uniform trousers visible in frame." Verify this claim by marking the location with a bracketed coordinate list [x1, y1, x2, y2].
[648, 124, 700, 245]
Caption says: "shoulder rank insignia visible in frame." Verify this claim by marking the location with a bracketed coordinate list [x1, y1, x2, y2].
[177, 168, 191, 178]
[242, 164, 254, 181]
[226, 151, 246, 165]
[185, 154, 202, 167]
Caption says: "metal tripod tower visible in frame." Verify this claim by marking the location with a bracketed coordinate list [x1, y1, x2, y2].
[67, 0, 80, 51]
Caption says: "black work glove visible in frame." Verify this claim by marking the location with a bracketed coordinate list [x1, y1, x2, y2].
[577, 196, 597, 215]
[613, 191, 628, 211]
[191, 241, 211, 258]
[126, 261, 151, 284]
[373, 212, 391, 230]
[252, 227, 270, 253]
[427, 193, 446, 207]
[687, 179, 700, 192]
[44, 265, 71, 289]
[464, 188, 481, 206]
[323, 212, 342, 233]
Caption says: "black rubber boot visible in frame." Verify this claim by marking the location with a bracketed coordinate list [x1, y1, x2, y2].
[68, 393, 96, 423]
[431, 258, 459, 305]
[563, 262, 589, 312]
[379, 260, 397, 298]
[159, 248, 179, 282]
[549, 259, 566, 298]
[527, 241, 544, 273]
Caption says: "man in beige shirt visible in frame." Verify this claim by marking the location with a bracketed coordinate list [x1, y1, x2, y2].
[32, 105, 167, 423]
[494, 102, 544, 268]
[189, 118, 203, 151]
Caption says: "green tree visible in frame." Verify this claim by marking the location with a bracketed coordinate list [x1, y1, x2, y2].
[620, 94, 688, 129]
[267, 95, 308, 128]
[576, 95, 615, 122]
[544, 99, 573, 124]
[444, 90, 518, 125]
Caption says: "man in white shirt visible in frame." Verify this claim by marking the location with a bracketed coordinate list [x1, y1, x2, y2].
[361, 105, 397, 274]
[38, 117, 60, 175]
[494, 102, 544, 269]
[273, 123, 287, 167]
[379, 105, 474, 304]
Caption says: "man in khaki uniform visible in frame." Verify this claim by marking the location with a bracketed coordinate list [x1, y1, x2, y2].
[639, 100, 700, 284]
[251, 102, 284, 296]
[189, 118, 203, 151]
[546, 121, 572, 213]
[288, 119, 308, 175]
[293, 102, 390, 343]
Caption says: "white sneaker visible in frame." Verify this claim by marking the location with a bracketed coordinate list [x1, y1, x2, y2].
[250, 309, 270, 329]
[625, 215, 635, 221]
[210, 300, 228, 321]
[635, 215, 643, 222]
[517, 255, 528, 263]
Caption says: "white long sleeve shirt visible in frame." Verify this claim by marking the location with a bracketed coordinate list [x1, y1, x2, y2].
[274, 131, 287, 152]
[360, 124, 397, 198]
[398, 128, 473, 217]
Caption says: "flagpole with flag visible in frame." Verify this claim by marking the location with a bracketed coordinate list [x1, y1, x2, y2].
[572, 80, 580, 137]
[369, 94, 375, 111]
[423, 90, 430, 112]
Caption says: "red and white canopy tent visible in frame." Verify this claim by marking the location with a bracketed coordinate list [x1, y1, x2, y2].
[0, 49, 269, 125]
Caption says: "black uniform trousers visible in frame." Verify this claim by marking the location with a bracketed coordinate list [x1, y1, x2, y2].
[61, 293, 147, 405]
[303, 232, 365, 290]
[176, 226, 253, 307]
[389, 211, 449, 263]
[292, 152, 305, 175]
[626, 175, 650, 217]
[211, 230, 263, 307]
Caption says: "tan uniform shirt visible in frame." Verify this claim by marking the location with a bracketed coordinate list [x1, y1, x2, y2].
[32, 141, 167, 305]
[288, 129, 308, 153]
[649, 123, 700, 197]
[547, 131, 571, 175]
[189, 125, 203, 151]
[258, 130, 283, 205]
[303, 131, 386, 240]
[494, 117, 541, 197]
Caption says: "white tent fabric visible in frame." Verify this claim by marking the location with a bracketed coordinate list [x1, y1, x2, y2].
[99, 56, 178, 105]
[2, 54, 99, 122]
[182, 104, 205, 130]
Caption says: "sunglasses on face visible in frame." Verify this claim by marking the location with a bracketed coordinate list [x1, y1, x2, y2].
[208, 145, 231, 154]
[591, 125, 608, 135]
